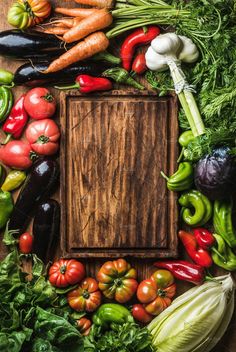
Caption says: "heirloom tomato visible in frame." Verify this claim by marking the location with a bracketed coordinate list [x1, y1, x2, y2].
[49, 259, 85, 288]
[67, 277, 102, 313]
[97, 258, 138, 303]
[0, 141, 33, 170]
[25, 119, 60, 155]
[77, 317, 92, 336]
[132, 304, 153, 324]
[8, 0, 51, 29]
[137, 270, 176, 315]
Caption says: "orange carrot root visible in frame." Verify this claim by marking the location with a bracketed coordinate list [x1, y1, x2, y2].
[74, 0, 114, 9]
[44, 31, 109, 73]
[43, 27, 69, 35]
[63, 9, 113, 43]
[55, 7, 98, 18]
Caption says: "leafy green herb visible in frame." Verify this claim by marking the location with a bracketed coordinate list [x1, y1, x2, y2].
[84, 322, 154, 352]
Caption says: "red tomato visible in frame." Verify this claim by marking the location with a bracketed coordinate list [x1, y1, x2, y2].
[77, 317, 92, 336]
[132, 53, 147, 74]
[132, 304, 153, 324]
[25, 119, 60, 155]
[67, 277, 102, 313]
[24, 87, 56, 119]
[19, 232, 33, 254]
[0, 140, 33, 170]
[49, 259, 86, 288]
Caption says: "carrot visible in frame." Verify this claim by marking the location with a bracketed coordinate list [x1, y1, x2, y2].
[50, 17, 81, 28]
[63, 9, 113, 43]
[55, 7, 98, 18]
[43, 27, 69, 35]
[44, 31, 109, 73]
[74, 0, 114, 9]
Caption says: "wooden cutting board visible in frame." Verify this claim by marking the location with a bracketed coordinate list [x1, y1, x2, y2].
[60, 90, 179, 258]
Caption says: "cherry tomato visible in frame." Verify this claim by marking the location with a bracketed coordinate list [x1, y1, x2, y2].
[0, 141, 33, 170]
[24, 87, 56, 119]
[19, 232, 33, 254]
[132, 53, 147, 74]
[97, 258, 138, 303]
[25, 119, 60, 155]
[132, 304, 153, 324]
[49, 259, 85, 288]
[77, 317, 92, 336]
[67, 277, 102, 313]
[137, 270, 176, 316]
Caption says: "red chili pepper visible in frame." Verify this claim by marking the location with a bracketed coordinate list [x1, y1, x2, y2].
[178, 230, 213, 268]
[55, 75, 113, 93]
[154, 260, 205, 285]
[193, 228, 215, 250]
[2, 94, 28, 144]
[132, 53, 147, 75]
[121, 26, 160, 71]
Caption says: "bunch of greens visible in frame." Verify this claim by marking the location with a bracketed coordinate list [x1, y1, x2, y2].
[0, 227, 83, 352]
[109, 0, 236, 161]
[84, 322, 154, 352]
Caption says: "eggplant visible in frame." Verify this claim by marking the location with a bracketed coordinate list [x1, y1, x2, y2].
[33, 199, 60, 263]
[9, 158, 59, 232]
[194, 147, 236, 200]
[14, 61, 109, 86]
[0, 30, 72, 59]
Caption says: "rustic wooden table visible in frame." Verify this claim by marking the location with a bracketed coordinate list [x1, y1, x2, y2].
[0, 1, 235, 351]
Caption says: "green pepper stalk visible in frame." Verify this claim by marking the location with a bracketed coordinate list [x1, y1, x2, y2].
[145, 33, 205, 137]
[102, 67, 145, 90]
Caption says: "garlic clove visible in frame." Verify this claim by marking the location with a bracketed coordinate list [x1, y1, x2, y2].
[151, 33, 182, 56]
[145, 46, 168, 71]
[178, 35, 199, 63]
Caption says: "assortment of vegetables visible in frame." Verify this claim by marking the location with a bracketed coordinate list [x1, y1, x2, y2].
[0, 0, 235, 351]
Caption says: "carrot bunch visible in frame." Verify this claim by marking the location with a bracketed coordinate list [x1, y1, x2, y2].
[41, 0, 113, 73]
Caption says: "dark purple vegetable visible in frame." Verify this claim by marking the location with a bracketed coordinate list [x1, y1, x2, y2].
[8, 158, 59, 233]
[14, 61, 109, 86]
[33, 199, 60, 263]
[0, 30, 71, 59]
[194, 147, 236, 200]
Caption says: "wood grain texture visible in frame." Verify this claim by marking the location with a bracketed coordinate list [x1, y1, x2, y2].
[60, 90, 178, 257]
[0, 1, 235, 351]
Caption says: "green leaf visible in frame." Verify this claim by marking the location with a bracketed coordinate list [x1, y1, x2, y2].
[0, 331, 28, 352]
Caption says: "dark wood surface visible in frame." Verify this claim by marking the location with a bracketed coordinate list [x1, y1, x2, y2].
[60, 90, 179, 257]
[0, 1, 235, 351]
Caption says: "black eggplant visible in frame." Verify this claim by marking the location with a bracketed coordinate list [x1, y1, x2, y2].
[14, 61, 109, 86]
[33, 199, 60, 263]
[8, 158, 59, 233]
[0, 30, 71, 59]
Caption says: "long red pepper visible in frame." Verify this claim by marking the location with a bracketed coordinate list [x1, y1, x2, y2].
[154, 260, 205, 285]
[120, 26, 160, 71]
[193, 228, 215, 250]
[2, 94, 28, 144]
[55, 75, 113, 93]
[178, 230, 213, 268]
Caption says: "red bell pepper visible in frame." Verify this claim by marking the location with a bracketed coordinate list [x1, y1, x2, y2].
[120, 26, 160, 71]
[178, 230, 213, 268]
[2, 94, 28, 144]
[193, 228, 215, 250]
[55, 75, 113, 93]
[154, 260, 205, 285]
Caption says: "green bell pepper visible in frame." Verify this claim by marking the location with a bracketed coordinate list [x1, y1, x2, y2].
[1, 170, 26, 192]
[179, 189, 212, 227]
[212, 234, 236, 271]
[0, 86, 13, 123]
[0, 190, 14, 229]
[0, 69, 14, 86]
[213, 199, 236, 248]
[92, 303, 134, 329]
[161, 162, 193, 191]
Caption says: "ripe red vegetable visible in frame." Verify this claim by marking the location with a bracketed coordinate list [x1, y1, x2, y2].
[0, 140, 34, 170]
[24, 87, 56, 119]
[49, 259, 86, 288]
[19, 232, 33, 254]
[132, 304, 153, 323]
[77, 317, 92, 336]
[25, 119, 60, 155]
[132, 53, 147, 74]
[120, 26, 160, 71]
